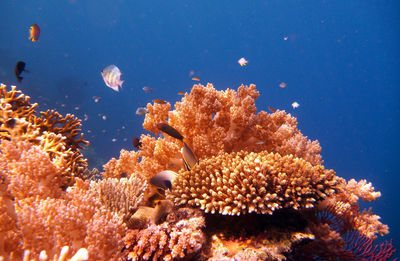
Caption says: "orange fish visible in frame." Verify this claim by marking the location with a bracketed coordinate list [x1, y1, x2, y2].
[177, 91, 185, 95]
[268, 107, 276, 113]
[29, 24, 40, 42]
[153, 99, 167, 104]
[192, 77, 200, 81]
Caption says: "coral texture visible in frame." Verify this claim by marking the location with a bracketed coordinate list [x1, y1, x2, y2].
[169, 150, 338, 215]
[123, 207, 205, 261]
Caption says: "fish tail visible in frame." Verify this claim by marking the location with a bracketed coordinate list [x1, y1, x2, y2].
[119, 80, 124, 87]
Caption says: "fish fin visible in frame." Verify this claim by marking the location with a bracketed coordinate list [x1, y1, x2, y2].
[119, 80, 124, 87]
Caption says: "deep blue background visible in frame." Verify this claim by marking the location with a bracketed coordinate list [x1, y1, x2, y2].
[1, 0, 398, 254]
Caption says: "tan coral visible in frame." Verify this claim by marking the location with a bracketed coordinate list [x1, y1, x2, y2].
[90, 176, 148, 220]
[169, 150, 338, 215]
[123, 207, 205, 261]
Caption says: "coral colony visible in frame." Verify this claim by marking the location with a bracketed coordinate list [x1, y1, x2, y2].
[0, 83, 396, 260]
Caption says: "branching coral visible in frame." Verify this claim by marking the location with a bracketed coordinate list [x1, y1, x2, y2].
[0, 84, 89, 187]
[169, 150, 338, 215]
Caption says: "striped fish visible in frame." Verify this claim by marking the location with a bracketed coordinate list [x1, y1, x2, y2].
[101, 65, 124, 92]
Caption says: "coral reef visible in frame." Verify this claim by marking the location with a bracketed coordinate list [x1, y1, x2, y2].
[0, 83, 395, 260]
[0, 84, 89, 187]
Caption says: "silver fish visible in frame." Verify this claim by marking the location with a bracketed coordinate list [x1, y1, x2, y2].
[136, 107, 147, 115]
[101, 65, 124, 92]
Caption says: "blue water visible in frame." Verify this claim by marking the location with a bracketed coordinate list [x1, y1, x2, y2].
[1, 0, 399, 256]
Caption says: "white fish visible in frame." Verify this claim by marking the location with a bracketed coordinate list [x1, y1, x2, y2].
[136, 107, 147, 115]
[101, 65, 124, 92]
[238, 57, 248, 66]
[292, 101, 300, 109]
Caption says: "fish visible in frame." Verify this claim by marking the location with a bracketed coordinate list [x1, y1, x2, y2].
[291, 101, 300, 109]
[14, 61, 29, 83]
[150, 170, 178, 191]
[29, 24, 40, 42]
[153, 99, 167, 104]
[182, 139, 198, 170]
[92, 96, 101, 103]
[136, 107, 147, 115]
[142, 86, 152, 93]
[132, 136, 142, 149]
[268, 106, 276, 113]
[156, 123, 184, 140]
[5, 118, 17, 129]
[101, 65, 124, 92]
[238, 57, 248, 66]
[177, 92, 185, 95]
[191, 77, 200, 81]
[279, 82, 287, 88]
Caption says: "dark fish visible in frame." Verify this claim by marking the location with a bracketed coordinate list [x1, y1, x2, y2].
[150, 170, 177, 191]
[29, 24, 40, 42]
[182, 139, 198, 170]
[132, 136, 142, 149]
[14, 61, 29, 83]
[5, 118, 17, 129]
[156, 123, 184, 140]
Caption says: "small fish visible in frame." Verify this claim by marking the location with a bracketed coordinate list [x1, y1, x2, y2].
[132, 136, 142, 149]
[279, 82, 287, 88]
[291, 101, 300, 109]
[192, 77, 200, 81]
[283, 36, 288, 41]
[112, 138, 117, 142]
[102, 115, 107, 120]
[101, 65, 124, 92]
[14, 61, 29, 83]
[136, 107, 147, 115]
[156, 123, 184, 140]
[153, 99, 167, 104]
[142, 86, 152, 93]
[268, 106, 276, 113]
[177, 92, 185, 95]
[238, 57, 248, 66]
[254, 141, 265, 145]
[182, 139, 198, 170]
[150, 170, 177, 191]
[29, 24, 40, 42]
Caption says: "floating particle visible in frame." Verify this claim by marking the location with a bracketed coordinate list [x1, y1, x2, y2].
[238, 57, 248, 66]
[292, 101, 300, 109]
[121, 125, 126, 129]
[87, 130, 92, 133]
[112, 138, 117, 142]
[189, 70, 195, 77]
[142, 86, 152, 93]
[65, 95, 69, 99]
[279, 82, 287, 88]
[61, 104, 66, 108]
[93, 96, 101, 103]
[74, 106, 80, 110]
[123, 138, 127, 141]
[284, 36, 288, 41]
[102, 115, 107, 120]
[102, 129, 107, 133]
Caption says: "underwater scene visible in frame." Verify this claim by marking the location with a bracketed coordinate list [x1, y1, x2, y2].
[0, 1, 399, 260]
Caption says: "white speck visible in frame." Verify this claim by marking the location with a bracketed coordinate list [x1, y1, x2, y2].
[112, 138, 117, 142]
[291, 102, 300, 109]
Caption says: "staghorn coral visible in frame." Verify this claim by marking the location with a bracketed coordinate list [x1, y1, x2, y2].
[123, 207, 205, 261]
[169, 150, 338, 215]
[0, 84, 89, 187]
